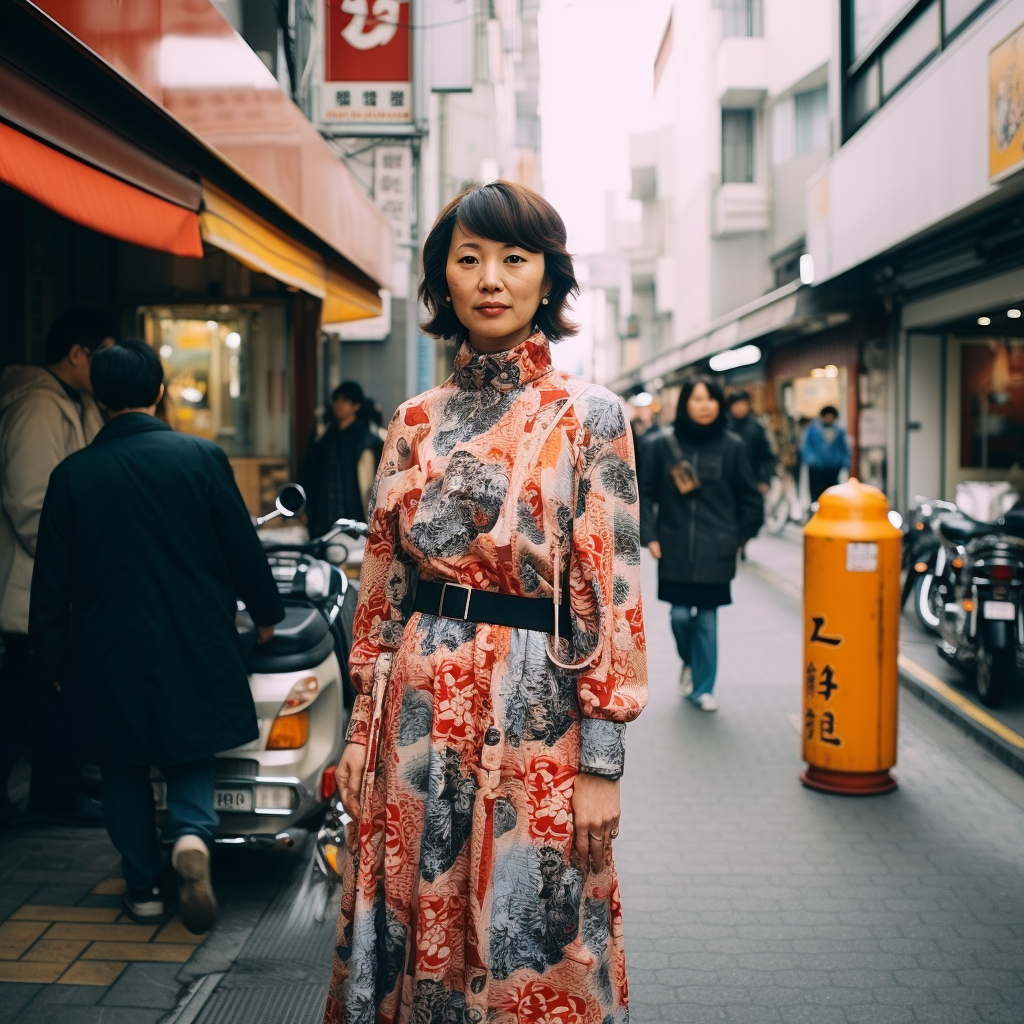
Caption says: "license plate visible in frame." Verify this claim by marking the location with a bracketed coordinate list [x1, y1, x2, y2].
[215, 788, 254, 813]
[983, 601, 1016, 621]
[152, 783, 253, 813]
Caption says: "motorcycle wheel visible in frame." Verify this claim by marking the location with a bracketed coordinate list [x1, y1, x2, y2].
[976, 635, 1014, 708]
[913, 574, 942, 635]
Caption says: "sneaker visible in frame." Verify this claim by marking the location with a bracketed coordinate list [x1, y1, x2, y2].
[172, 835, 218, 935]
[123, 888, 167, 924]
[678, 664, 693, 698]
[694, 693, 718, 712]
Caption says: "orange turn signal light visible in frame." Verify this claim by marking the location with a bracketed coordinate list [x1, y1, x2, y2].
[952, 557, 963, 569]
[267, 710, 309, 750]
[962, 599, 976, 612]
[915, 521, 925, 530]
[914, 561, 929, 572]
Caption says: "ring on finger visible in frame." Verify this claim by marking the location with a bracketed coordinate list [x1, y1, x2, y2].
[610, 829, 619, 839]
[588, 832, 604, 842]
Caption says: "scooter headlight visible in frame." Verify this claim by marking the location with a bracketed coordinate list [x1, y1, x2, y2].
[280, 675, 318, 715]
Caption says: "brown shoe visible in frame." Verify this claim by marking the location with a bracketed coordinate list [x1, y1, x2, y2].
[171, 835, 218, 934]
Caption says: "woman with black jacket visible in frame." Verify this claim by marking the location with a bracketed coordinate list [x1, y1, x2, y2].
[640, 377, 764, 710]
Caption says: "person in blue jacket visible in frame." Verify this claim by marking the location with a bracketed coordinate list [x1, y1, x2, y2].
[801, 405, 850, 501]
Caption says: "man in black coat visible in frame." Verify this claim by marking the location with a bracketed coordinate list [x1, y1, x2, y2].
[30, 340, 284, 932]
[726, 391, 775, 493]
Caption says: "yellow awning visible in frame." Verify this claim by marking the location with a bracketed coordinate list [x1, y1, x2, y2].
[200, 183, 327, 297]
[200, 183, 383, 322]
[324, 264, 383, 323]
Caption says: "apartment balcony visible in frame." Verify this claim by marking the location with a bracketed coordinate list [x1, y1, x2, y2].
[716, 36, 769, 106]
[713, 182, 770, 236]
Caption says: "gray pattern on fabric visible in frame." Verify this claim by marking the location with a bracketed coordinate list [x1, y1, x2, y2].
[488, 841, 583, 980]
[408, 451, 509, 557]
[578, 719, 626, 779]
[501, 630, 579, 748]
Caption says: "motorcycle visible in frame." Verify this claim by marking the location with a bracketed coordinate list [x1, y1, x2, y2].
[900, 496, 958, 635]
[155, 484, 369, 848]
[936, 509, 1024, 707]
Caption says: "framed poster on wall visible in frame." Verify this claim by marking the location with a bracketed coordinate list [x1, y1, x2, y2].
[990, 22, 1024, 182]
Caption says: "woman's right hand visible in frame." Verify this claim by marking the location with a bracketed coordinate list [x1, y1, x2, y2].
[647, 541, 661, 560]
[335, 741, 368, 818]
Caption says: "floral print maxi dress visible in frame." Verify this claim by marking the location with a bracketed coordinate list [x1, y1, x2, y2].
[324, 334, 648, 1024]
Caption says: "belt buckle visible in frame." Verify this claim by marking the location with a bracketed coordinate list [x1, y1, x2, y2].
[439, 582, 473, 620]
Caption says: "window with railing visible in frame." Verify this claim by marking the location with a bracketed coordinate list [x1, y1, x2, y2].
[844, 0, 994, 138]
[720, 0, 763, 38]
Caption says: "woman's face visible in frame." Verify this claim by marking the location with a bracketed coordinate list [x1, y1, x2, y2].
[687, 383, 720, 425]
[446, 222, 550, 354]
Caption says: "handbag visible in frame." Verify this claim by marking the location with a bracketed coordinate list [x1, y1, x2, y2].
[665, 431, 701, 495]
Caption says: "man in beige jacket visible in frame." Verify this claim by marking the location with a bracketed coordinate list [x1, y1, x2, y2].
[0, 309, 113, 822]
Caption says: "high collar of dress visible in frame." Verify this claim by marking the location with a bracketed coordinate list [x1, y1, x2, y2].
[452, 332, 552, 393]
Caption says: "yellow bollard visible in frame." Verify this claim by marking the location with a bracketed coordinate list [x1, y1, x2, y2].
[800, 478, 901, 795]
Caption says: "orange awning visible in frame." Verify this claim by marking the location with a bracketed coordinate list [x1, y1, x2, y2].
[0, 121, 203, 257]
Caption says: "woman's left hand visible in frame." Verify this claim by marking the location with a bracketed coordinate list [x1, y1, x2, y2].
[572, 772, 620, 873]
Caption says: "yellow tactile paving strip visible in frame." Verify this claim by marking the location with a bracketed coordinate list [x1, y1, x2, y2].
[0, 879, 207, 986]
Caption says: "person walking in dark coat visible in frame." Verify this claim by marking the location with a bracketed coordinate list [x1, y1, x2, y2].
[727, 390, 775, 493]
[801, 404, 850, 502]
[29, 340, 284, 931]
[640, 377, 764, 711]
[300, 381, 384, 538]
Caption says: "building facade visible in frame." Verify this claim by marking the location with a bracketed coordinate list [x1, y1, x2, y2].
[809, 0, 1024, 510]
[0, 0, 392, 513]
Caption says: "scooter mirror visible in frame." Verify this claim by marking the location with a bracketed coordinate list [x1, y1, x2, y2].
[276, 483, 306, 517]
[255, 483, 307, 527]
[888, 510, 904, 530]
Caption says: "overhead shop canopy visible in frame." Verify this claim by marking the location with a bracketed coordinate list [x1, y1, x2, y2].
[609, 282, 852, 392]
[0, 58, 203, 257]
[200, 184, 382, 322]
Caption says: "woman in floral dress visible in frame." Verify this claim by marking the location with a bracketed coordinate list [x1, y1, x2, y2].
[325, 181, 648, 1024]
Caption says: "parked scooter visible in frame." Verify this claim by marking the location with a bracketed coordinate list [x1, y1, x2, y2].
[901, 496, 958, 635]
[154, 484, 369, 849]
[936, 509, 1024, 707]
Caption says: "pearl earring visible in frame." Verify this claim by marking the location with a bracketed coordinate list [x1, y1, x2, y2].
[541, 296, 549, 305]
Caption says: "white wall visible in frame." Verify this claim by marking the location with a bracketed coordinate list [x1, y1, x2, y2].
[808, 0, 1024, 283]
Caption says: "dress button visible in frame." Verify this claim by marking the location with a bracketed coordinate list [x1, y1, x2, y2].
[484, 727, 501, 746]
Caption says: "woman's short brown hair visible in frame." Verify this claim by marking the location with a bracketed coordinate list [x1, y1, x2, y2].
[419, 181, 579, 342]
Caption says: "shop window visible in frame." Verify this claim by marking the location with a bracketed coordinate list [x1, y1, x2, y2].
[880, 1, 939, 99]
[960, 339, 1024, 469]
[851, 0, 914, 59]
[944, 0, 989, 39]
[140, 305, 290, 461]
[722, 109, 755, 183]
[843, 0, 993, 138]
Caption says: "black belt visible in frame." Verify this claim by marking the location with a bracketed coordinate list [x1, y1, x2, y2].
[413, 580, 569, 635]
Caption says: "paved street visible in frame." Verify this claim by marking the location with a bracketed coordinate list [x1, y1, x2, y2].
[1, 548, 1024, 1023]
[621, 546, 1024, 1023]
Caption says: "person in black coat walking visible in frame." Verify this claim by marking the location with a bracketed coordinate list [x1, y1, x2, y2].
[640, 377, 764, 711]
[30, 340, 284, 931]
[726, 390, 775, 492]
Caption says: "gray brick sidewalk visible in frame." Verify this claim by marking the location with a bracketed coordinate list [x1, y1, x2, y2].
[618, 552, 1024, 1023]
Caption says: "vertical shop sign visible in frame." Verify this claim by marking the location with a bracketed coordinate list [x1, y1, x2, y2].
[374, 145, 411, 245]
[322, 0, 412, 125]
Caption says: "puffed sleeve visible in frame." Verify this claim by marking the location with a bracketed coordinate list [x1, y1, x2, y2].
[564, 390, 649, 778]
[345, 410, 417, 744]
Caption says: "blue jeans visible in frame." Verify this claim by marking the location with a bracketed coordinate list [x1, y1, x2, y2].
[101, 757, 218, 899]
[669, 605, 718, 700]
